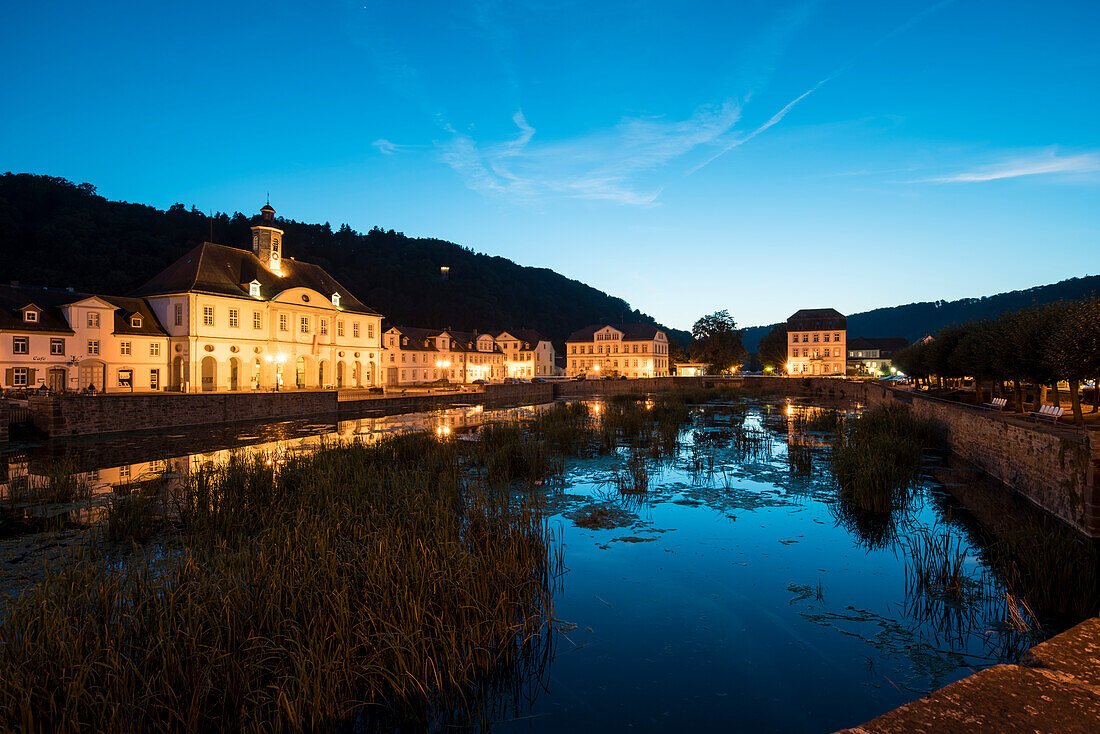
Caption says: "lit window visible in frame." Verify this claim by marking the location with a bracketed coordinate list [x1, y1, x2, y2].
[249, 281, 261, 298]
[331, 292, 341, 308]
[12, 337, 28, 354]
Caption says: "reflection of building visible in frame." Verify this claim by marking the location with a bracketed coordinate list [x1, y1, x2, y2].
[134, 204, 384, 391]
[1, 285, 169, 392]
[786, 309, 846, 376]
[565, 324, 670, 378]
[846, 337, 909, 376]
[674, 362, 710, 376]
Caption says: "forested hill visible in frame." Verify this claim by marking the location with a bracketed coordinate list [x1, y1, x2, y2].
[742, 274, 1100, 352]
[0, 174, 689, 346]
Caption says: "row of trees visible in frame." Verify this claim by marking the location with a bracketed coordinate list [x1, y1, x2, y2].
[891, 297, 1100, 423]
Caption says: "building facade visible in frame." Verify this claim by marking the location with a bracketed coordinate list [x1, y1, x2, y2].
[1, 286, 170, 393]
[565, 324, 670, 378]
[134, 204, 384, 392]
[495, 330, 556, 378]
[786, 309, 847, 376]
[846, 337, 910, 376]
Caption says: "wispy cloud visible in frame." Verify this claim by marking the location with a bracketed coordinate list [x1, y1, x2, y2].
[923, 149, 1100, 183]
[689, 0, 959, 176]
[372, 139, 420, 155]
[439, 102, 743, 206]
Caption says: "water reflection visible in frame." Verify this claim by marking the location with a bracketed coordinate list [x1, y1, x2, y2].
[1, 403, 550, 523]
[3, 396, 1097, 732]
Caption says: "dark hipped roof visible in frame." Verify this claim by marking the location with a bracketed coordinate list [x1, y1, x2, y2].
[386, 326, 440, 351]
[847, 337, 909, 353]
[566, 323, 664, 342]
[101, 296, 169, 336]
[0, 285, 168, 336]
[385, 325, 503, 354]
[787, 308, 847, 331]
[496, 329, 548, 347]
[0, 285, 80, 334]
[134, 242, 379, 315]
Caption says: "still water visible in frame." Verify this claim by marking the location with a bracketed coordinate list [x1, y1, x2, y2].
[1, 396, 1081, 732]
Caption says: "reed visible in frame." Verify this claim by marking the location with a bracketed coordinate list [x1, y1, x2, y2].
[0, 435, 562, 731]
[830, 404, 944, 514]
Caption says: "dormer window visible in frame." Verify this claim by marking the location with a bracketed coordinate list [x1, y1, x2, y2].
[130, 315, 143, 328]
[249, 280, 261, 298]
[23, 309, 38, 323]
[331, 292, 341, 308]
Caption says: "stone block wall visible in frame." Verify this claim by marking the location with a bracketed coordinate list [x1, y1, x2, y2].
[31, 391, 340, 438]
[865, 383, 1099, 537]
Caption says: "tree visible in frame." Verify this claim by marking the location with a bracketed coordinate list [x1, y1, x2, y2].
[1047, 297, 1100, 423]
[757, 324, 789, 373]
[688, 310, 747, 373]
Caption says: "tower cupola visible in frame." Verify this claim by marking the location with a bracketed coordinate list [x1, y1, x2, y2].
[251, 202, 284, 273]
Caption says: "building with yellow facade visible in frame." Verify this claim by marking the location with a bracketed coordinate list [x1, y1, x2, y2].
[786, 308, 846, 376]
[565, 323, 670, 378]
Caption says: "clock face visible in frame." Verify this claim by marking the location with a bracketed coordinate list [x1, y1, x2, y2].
[271, 251, 280, 261]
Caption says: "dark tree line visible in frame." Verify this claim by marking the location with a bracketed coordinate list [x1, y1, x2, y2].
[891, 297, 1100, 423]
[740, 274, 1100, 353]
[0, 173, 690, 347]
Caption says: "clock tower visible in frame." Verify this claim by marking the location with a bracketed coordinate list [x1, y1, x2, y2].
[251, 202, 283, 273]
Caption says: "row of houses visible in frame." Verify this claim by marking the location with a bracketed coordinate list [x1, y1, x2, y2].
[1, 203, 674, 393]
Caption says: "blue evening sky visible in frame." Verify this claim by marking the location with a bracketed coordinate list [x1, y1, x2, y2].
[2, 1, 1097, 330]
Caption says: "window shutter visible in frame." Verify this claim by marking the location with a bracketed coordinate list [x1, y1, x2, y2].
[4, 369, 12, 386]
[27, 368, 37, 385]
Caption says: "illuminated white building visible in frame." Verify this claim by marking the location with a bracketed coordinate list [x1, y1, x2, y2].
[134, 204, 384, 391]
[565, 323, 670, 378]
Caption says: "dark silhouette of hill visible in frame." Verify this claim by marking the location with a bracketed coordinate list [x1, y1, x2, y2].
[742, 274, 1100, 352]
[0, 173, 689, 346]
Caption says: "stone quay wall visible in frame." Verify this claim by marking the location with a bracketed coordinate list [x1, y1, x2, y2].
[28, 383, 558, 438]
[864, 382, 1099, 538]
[31, 391, 341, 438]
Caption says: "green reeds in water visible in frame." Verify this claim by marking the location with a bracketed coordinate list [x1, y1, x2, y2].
[0, 435, 562, 731]
[830, 404, 944, 515]
[901, 526, 1042, 662]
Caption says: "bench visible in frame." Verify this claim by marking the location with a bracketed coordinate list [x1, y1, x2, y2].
[1028, 404, 1065, 423]
[984, 397, 1008, 410]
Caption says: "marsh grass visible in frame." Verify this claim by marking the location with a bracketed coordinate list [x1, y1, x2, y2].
[830, 405, 944, 515]
[901, 526, 1043, 661]
[0, 435, 563, 732]
[787, 440, 814, 476]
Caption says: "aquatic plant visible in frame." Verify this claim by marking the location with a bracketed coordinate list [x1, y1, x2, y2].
[0, 436, 562, 731]
[830, 404, 944, 515]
